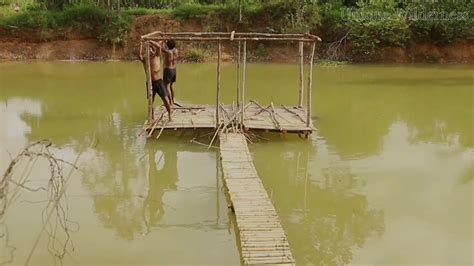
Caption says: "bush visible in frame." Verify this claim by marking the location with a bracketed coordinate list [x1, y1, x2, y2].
[347, 8, 410, 59]
[320, 2, 350, 42]
[320, 1, 410, 60]
[172, 3, 219, 20]
[248, 1, 320, 33]
[0, 5, 133, 44]
[406, 1, 473, 44]
[122, 7, 165, 16]
[98, 11, 132, 44]
[182, 48, 206, 62]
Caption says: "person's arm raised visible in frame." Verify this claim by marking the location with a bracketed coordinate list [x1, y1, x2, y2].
[149, 40, 162, 50]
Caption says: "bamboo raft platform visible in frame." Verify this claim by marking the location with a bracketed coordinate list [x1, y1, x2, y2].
[219, 133, 295, 265]
[141, 31, 319, 138]
[146, 101, 313, 134]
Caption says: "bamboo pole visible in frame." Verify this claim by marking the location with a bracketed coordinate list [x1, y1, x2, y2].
[307, 42, 316, 127]
[237, 41, 241, 108]
[241, 41, 247, 129]
[239, 0, 242, 23]
[144, 37, 317, 42]
[298, 41, 304, 107]
[144, 41, 154, 122]
[146, 31, 312, 38]
[216, 40, 221, 128]
[145, 32, 318, 38]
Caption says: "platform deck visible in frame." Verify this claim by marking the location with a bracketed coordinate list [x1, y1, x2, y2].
[219, 133, 295, 265]
[147, 102, 313, 133]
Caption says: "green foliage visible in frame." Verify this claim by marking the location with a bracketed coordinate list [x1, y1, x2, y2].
[346, 3, 410, 59]
[258, 0, 321, 33]
[171, 1, 320, 33]
[98, 11, 132, 44]
[122, 7, 166, 16]
[0, 0, 472, 59]
[182, 47, 206, 62]
[405, 1, 473, 44]
[0, 5, 133, 44]
[172, 3, 238, 20]
[320, 1, 350, 42]
[320, 0, 472, 60]
[172, 3, 216, 19]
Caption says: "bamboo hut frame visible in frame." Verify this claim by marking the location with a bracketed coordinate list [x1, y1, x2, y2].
[140, 31, 321, 130]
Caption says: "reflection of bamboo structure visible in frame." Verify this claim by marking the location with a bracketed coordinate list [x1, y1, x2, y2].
[140, 32, 321, 131]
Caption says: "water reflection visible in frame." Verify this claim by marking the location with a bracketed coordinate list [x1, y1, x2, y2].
[252, 140, 384, 265]
[142, 144, 177, 234]
[0, 98, 42, 169]
[315, 65, 473, 159]
[295, 165, 384, 265]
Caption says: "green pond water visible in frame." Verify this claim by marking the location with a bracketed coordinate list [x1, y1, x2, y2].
[0, 62, 472, 265]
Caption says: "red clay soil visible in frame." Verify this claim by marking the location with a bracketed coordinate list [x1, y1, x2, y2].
[0, 15, 473, 63]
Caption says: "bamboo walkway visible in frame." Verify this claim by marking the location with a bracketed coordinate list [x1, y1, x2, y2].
[219, 133, 295, 265]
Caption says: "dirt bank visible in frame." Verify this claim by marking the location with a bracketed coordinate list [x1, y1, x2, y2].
[1, 14, 473, 63]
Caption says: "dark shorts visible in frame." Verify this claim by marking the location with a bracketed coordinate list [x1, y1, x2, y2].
[163, 68, 176, 84]
[152, 79, 167, 98]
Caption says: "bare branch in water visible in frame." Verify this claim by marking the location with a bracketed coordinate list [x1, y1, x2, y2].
[1, 139, 79, 265]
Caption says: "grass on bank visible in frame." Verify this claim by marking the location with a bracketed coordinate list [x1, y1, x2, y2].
[182, 47, 207, 62]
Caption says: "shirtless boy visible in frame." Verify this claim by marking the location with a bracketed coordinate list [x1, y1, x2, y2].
[162, 40, 179, 107]
[139, 40, 172, 120]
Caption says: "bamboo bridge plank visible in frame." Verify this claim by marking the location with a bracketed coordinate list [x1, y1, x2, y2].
[219, 133, 295, 265]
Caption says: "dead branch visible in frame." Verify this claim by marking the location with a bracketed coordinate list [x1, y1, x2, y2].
[1, 140, 79, 265]
[325, 30, 350, 61]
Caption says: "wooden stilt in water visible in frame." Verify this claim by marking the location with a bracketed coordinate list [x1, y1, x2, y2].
[241, 41, 247, 130]
[307, 42, 316, 128]
[145, 41, 154, 122]
[216, 40, 222, 128]
[298, 41, 304, 107]
[237, 41, 241, 108]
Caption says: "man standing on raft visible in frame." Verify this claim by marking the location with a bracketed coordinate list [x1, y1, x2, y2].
[162, 40, 179, 107]
[139, 40, 172, 121]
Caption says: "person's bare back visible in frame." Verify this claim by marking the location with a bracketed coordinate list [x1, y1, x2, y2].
[162, 40, 179, 106]
[138, 41, 172, 120]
